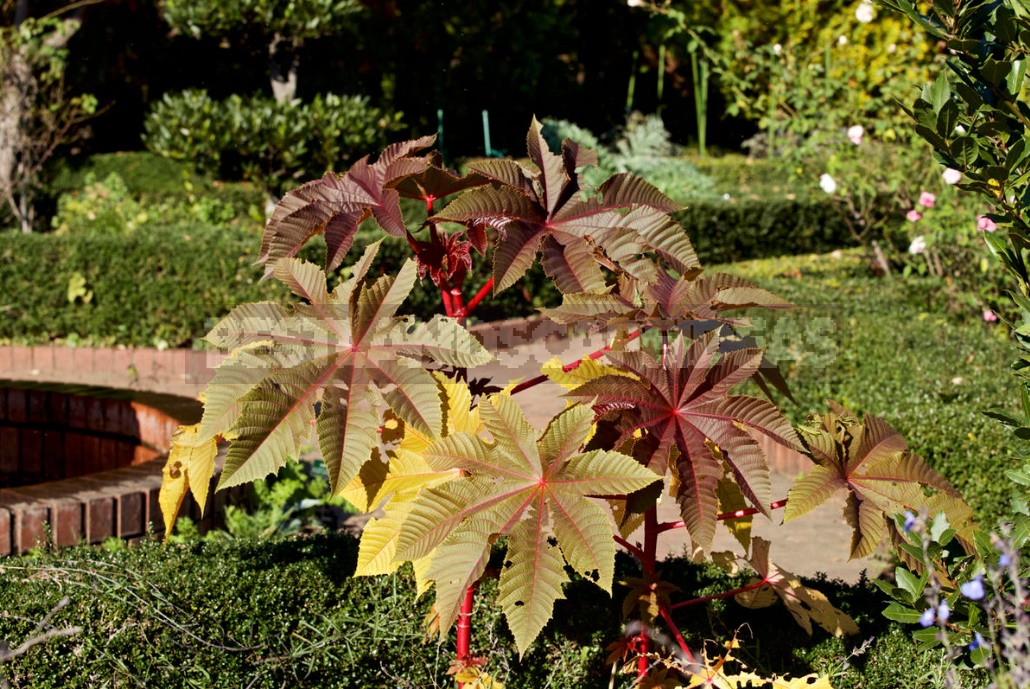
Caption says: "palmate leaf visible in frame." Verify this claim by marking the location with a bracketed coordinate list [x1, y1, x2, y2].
[391, 397, 660, 655]
[784, 405, 975, 559]
[567, 331, 801, 552]
[258, 135, 437, 275]
[431, 117, 698, 294]
[178, 242, 491, 513]
[736, 537, 859, 637]
[541, 271, 792, 330]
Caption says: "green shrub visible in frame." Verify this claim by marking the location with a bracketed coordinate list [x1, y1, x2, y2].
[0, 225, 554, 347]
[0, 227, 288, 347]
[0, 533, 956, 689]
[542, 114, 718, 204]
[680, 194, 857, 264]
[143, 90, 402, 194]
[48, 151, 267, 223]
[50, 172, 253, 235]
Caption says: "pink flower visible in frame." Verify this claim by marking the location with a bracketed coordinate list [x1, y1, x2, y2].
[977, 215, 998, 232]
[906, 210, 922, 222]
[847, 125, 864, 145]
[919, 192, 936, 208]
[942, 168, 962, 185]
[983, 309, 998, 323]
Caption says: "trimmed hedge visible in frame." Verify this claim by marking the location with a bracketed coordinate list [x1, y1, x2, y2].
[0, 226, 554, 347]
[0, 532, 971, 689]
[0, 227, 285, 347]
[681, 195, 858, 265]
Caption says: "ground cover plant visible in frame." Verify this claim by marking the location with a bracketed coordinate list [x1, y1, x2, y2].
[0, 532, 985, 688]
[152, 120, 987, 687]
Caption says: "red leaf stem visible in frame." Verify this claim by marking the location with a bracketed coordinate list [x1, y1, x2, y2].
[658, 605, 698, 665]
[510, 328, 646, 395]
[656, 498, 789, 533]
[613, 534, 646, 561]
[462, 278, 494, 319]
[669, 577, 770, 611]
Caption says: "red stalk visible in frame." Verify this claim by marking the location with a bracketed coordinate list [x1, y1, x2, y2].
[670, 578, 769, 611]
[658, 605, 698, 666]
[455, 584, 475, 689]
[451, 288, 466, 318]
[635, 507, 660, 679]
[510, 328, 645, 395]
[656, 498, 789, 533]
[462, 277, 494, 319]
[441, 287, 455, 318]
[613, 534, 645, 562]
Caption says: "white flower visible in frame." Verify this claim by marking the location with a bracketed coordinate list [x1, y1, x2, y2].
[908, 235, 927, 255]
[772, 43, 782, 55]
[722, 193, 732, 201]
[626, 0, 645, 6]
[942, 168, 962, 185]
[887, 43, 897, 54]
[819, 173, 838, 194]
[855, 1, 875, 23]
[955, 124, 966, 134]
[838, 35, 849, 46]
[847, 125, 864, 145]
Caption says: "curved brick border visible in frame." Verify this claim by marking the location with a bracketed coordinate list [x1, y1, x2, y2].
[0, 316, 560, 556]
[0, 384, 211, 555]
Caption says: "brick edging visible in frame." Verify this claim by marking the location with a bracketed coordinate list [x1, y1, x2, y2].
[0, 315, 571, 555]
[0, 383, 206, 555]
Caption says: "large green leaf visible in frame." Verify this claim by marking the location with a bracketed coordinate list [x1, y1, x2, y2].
[391, 397, 659, 655]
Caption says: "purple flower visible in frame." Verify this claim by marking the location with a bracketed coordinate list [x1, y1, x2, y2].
[938, 601, 951, 622]
[969, 632, 986, 651]
[919, 608, 935, 627]
[999, 553, 1011, 568]
[960, 576, 985, 601]
[903, 511, 917, 532]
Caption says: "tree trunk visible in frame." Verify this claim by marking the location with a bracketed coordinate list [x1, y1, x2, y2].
[0, 16, 81, 232]
[0, 41, 32, 232]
